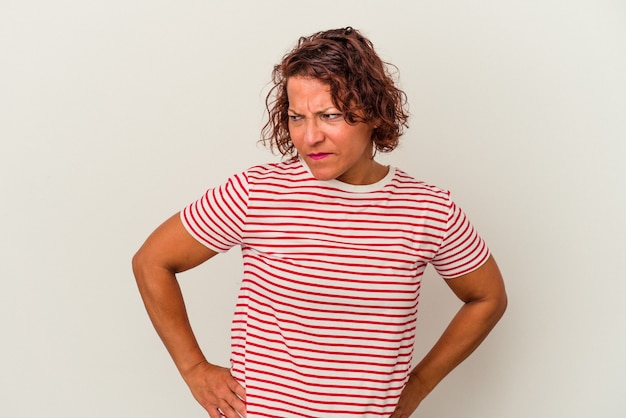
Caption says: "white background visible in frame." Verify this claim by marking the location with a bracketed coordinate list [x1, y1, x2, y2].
[1, 1, 625, 417]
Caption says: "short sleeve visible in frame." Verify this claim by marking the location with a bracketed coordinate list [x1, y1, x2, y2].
[180, 171, 249, 253]
[430, 199, 491, 279]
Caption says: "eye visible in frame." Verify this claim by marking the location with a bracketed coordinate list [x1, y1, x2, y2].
[288, 114, 302, 122]
[321, 113, 342, 121]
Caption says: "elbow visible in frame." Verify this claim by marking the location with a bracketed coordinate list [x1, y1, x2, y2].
[131, 249, 145, 284]
[132, 244, 177, 290]
[498, 291, 508, 319]
[132, 246, 152, 286]
[475, 286, 508, 325]
[131, 250, 141, 276]
[492, 288, 508, 323]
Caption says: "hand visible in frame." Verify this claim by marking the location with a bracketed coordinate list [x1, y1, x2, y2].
[182, 361, 246, 418]
[389, 372, 428, 418]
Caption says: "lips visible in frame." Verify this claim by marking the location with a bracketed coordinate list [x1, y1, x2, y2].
[308, 153, 331, 161]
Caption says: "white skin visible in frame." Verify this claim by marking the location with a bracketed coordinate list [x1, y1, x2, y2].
[133, 75, 507, 418]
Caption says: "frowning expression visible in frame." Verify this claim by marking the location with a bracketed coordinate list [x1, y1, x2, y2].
[287, 76, 379, 185]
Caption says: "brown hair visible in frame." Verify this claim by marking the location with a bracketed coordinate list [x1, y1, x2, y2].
[261, 27, 409, 156]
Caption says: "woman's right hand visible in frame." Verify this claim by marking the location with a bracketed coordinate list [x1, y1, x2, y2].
[183, 361, 246, 418]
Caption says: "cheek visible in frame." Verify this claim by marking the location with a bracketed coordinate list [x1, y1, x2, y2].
[288, 126, 303, 147]
[346, 127, 374, 150]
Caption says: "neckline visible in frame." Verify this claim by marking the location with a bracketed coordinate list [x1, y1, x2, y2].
[298, 157, 395, 193]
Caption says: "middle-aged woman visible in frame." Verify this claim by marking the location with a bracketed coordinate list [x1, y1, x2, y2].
[133, 27, 508, 418]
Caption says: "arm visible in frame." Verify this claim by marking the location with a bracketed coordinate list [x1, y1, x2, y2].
[132, 213, 246, 418]
[391, 255, 507, 417]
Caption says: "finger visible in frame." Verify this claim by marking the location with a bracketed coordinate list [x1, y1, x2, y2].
[389, 410, 408, 418]
[227, 379, 246, 402]
[206, 407, 221, 418]
[218, 404, 243, 418]
[226, 393, 246, 417]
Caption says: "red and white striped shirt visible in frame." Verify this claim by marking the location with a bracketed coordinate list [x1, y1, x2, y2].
[181, 158, 489, 417]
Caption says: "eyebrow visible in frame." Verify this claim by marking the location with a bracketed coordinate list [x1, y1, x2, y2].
[287, 107, 339, 115]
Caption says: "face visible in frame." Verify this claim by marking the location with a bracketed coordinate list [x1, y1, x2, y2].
[286, 76, 382, 185]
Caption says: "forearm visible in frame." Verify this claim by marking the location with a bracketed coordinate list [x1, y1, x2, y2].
[411, 296, 507, 399]
[132, 215, 246, 416]
[133, 260, 208, 376]
[392, 269, 507, 418]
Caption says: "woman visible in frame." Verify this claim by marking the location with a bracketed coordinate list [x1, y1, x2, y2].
[133, 27, 507, 418]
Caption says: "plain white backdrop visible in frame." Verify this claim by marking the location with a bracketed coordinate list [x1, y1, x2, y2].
[1, 1, 625, 417]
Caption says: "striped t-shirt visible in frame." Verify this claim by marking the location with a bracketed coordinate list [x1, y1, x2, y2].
[181, 158, 490, 417]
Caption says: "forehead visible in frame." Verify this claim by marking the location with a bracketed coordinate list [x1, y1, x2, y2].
[286, 76, 335, 111]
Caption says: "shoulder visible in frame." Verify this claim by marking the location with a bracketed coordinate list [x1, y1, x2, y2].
[388, 168, 452, 204]
[245, 157, 311, 184]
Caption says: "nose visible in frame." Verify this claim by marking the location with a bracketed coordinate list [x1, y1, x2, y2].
[303, 119, 324, 146]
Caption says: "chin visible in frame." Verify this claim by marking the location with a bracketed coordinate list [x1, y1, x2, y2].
[310, 169, 339, 181]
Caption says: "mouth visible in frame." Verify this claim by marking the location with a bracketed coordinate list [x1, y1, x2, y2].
[308, 153, 331, 161]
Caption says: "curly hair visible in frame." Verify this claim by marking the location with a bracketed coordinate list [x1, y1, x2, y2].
[261, 27, 409, 157]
